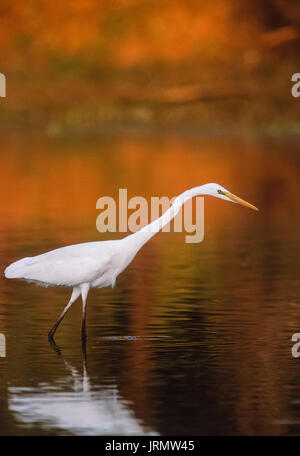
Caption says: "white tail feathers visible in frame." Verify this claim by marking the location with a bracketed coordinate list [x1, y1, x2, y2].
[4, 257, 34, 279]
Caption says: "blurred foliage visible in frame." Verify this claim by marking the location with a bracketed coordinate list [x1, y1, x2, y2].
[0, 0, 299, 134]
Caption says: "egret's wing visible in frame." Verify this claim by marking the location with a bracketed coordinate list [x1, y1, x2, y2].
[5, 242, 114, 287]
[32, 256, 112, 286]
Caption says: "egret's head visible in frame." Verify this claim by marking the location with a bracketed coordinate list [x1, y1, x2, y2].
[202, 183, 259, 211]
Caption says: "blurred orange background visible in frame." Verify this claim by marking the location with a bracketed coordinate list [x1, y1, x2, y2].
[0, 0, 299, 134]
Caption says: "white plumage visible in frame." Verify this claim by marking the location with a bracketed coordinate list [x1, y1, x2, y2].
[5, 242, 118, 288]
[4, 184, 258, 341]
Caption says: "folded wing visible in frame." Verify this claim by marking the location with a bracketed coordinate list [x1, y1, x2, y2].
[4, 243, 113, 287]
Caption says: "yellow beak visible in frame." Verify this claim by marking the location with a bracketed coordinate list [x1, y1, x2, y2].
[223, 191, 259, 211]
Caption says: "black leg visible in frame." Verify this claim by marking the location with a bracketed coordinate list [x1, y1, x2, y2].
[48, 287, 80, 340]
[80, 284, 90, 341]
[48, 302, 72, 340]
[81, 300, 87, 341]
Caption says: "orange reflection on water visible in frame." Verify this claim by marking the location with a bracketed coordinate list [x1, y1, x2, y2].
[1, 134, 298, 232]
[1, 133, 300, 435]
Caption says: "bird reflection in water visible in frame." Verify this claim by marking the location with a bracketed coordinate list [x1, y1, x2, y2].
[8, 340, 157, 436]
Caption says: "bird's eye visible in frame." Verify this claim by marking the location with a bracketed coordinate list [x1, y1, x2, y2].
[217, 189, 223, 194]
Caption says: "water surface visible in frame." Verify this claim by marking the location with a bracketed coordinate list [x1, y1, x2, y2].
[0, 133, 300, 435]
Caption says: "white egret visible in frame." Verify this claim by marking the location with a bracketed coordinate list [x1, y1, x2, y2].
[4, 183, 258, 341]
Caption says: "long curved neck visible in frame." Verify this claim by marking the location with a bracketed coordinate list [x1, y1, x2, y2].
[123, 185, 206, 254]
